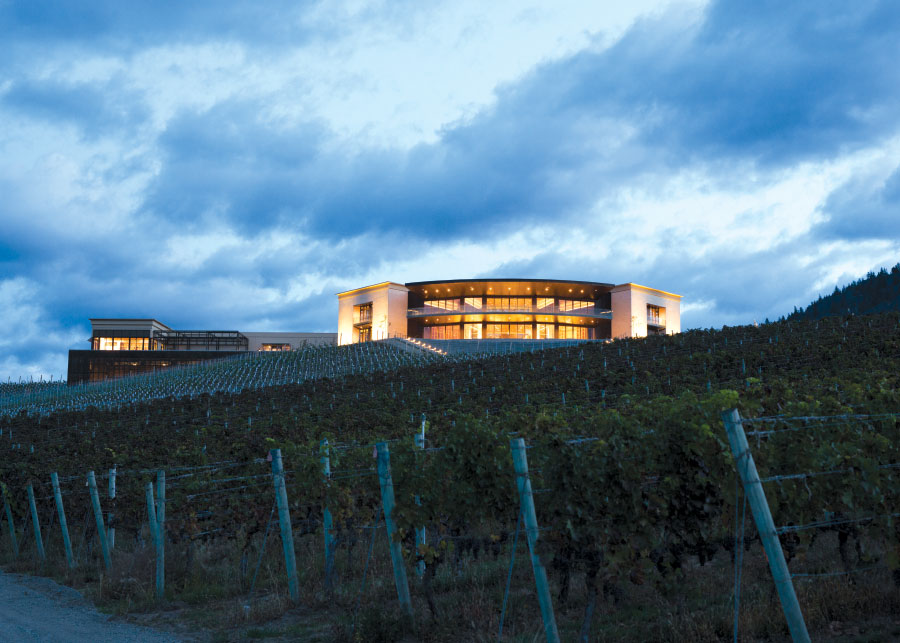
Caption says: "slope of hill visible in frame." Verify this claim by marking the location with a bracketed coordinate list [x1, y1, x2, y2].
[789, 263, 900, 320]
[1, 313, 898, 641]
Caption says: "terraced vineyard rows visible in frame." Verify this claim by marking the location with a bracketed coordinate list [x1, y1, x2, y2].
[1, 313, 898, 640]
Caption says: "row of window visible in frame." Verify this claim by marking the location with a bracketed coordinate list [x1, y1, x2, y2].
[93, 337, 156, 351]
[423, 323, 592, 340]
[424, 297, 596, 311]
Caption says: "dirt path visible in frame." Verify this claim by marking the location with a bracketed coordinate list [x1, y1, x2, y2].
[0, 571, 181, 642]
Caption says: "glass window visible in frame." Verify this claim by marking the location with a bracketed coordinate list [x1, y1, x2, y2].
[464, 323, 481, 339]
[647, 304, 664, 325]
[559, 299, 594, 312]
[425, 325, 461, 340]
[536, 297, 554, 310]
[464, 297, 483, 309]
[485, 323, 533, 339]
[485, 297, 532, 311]
[261, 343, 291, 351]
[558, 325, 589, 340]
[536, 323, 554, 339]
[425, 299, 460, 311]
[356, 303, 373, 323]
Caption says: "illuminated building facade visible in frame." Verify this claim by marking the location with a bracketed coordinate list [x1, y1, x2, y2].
[67, 318, 336, 384]
[337, 279, 681, 345]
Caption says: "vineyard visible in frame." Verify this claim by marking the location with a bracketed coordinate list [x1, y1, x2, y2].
[1, 313, 899, 641]
[0, 340, 441, 418]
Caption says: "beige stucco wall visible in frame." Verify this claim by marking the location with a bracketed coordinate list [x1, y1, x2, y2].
[610, 284, 682, 338]
[336, 282, 409, 345]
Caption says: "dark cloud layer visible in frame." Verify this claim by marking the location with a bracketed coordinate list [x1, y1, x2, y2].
[815, 164, 900, 240]
[136, 0, 900, 244]
[2, 0, 900, 378]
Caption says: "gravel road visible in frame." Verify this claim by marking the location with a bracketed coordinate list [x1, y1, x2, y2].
[0, 571, 181, 642]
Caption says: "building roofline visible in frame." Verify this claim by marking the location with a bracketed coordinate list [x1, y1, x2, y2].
[404, 278, 615, 288]
[336, 281, 409, 297]
[611, 283, 682, 299]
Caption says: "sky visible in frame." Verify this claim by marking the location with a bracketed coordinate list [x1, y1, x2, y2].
[1, 0, 899, 380]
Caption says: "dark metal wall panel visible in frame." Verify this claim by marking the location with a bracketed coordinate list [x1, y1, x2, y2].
[67, 350, 244, 385]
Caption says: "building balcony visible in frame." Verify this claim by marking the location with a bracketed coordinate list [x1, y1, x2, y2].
[647, 315, 664, 327]
[407, 304, 612, 319]
[353, 314, 373, 326]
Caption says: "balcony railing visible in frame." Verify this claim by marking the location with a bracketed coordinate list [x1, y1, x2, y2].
[647, 315, 664, 326]
[354, 313, 373, 326]
[407, 304, 612, 319]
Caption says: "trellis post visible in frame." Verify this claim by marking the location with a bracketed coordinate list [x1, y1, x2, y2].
[270, 449, 300, 602]
[3, 491, 19, 557]
[26, 483, 45, 562]
[108, 466, 116, 550]
[510, 438, 559, 643]
[156, 470, 165, 591]
[722, 409, 810, 643]
[145, 482, 164, 599]
[414, 416, 427, 578]
[50, 473, 75, 568]
[376, 442, 412, 616]
[87, 471, 112, 571]
[321, 438, 336, 591]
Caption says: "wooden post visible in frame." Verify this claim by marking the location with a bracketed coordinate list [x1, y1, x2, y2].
[414, 416, 426, 578]
[510, 438, 560, 643]
[108, 466, 116, 550]
[26, 483, 45, 562]
[3, 493, 18, 557]
[86, 471, 112, 572]
[376, 442, 412, 616]
[156, 470, 165, 592]
[722, 409, 810, 643]
[50, 473, 75, 568]
[146, 482, 163, 599]
[321, 438, 335, 591]
[270, 449, 300, 603]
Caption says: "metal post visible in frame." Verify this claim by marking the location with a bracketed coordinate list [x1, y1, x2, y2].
[722, 409, 810, 643]
[87, 471, 111, 571]
[270, 449, 300, 603]
[376, 442, 412, 616]
[510, 438, 560, 643]
[50, 473, 75, 568]
[108, 466, 116, 550]
[3, 493, 18, 557]
[321, 438, 335, 590]
[415, 417, 426, 578]
[156, 470, 165, 591]
[145, 482, 163, 599]
[26, 483, 45, 561]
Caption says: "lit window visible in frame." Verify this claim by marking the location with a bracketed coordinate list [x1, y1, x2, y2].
[464, 297, 483, 309]
[425, 299, 460, 311]
[260, 344, 291, 351]
[559, 299, 594, 312]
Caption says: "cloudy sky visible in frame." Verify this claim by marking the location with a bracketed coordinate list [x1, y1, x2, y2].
[2, 0, 899, 380]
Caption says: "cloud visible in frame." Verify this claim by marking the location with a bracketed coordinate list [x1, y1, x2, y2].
[2, 77, 149, 139]
[0, 278, 85, 380]
[814, 163, 900, 240]
[134, 0, 900, 247]
[3, 0, 900, 379]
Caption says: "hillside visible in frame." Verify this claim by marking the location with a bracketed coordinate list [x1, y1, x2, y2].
[1, 313, 898, 641]
[789, 263, 900, 320]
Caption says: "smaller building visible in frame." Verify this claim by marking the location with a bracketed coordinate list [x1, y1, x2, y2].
[68, 319, 336, 384]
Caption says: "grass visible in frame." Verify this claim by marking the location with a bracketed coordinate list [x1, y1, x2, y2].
[1, 518, 898, 641]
